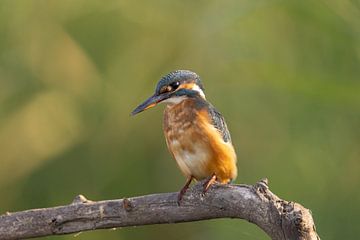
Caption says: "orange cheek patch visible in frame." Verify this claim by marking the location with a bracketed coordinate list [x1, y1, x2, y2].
[180, 83, 195, 90]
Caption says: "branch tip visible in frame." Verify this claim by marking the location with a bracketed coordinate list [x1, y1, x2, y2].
[261, 178, 269, 186]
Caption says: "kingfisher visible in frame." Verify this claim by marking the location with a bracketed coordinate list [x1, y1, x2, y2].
[131, 70, 237, 203]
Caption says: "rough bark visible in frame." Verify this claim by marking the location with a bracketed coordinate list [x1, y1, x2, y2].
[0, 179, 320, 240]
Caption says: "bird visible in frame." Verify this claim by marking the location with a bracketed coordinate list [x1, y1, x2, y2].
[131, 70, 237, 203]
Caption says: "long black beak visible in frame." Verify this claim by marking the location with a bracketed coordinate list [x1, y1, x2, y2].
[131, 93, 169, 116]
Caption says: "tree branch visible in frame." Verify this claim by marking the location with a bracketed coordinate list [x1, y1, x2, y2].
[0, 179, 320, 240]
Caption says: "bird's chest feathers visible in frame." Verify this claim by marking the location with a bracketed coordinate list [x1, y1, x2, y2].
[163, 100, 203, 145]
[163, 101, 211, 178]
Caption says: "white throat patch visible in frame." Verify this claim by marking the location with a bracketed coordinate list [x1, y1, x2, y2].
[162, 96, 187, 105]
[192, 84, 206, 99]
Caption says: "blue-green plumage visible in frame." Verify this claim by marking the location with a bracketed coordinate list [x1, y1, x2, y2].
[156, 70, 204, 94]
[208, 106, 232, 143]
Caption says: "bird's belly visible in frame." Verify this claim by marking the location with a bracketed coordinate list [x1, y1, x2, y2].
[170, 139, 212, 180]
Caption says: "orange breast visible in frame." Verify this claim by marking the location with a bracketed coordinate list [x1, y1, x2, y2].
[163, 99, 237, 183]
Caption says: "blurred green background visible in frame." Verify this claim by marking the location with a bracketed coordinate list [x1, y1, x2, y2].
[1, 0, 359, 239]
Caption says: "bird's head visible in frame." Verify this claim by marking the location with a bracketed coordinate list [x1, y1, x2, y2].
[131, 70, 205, 115]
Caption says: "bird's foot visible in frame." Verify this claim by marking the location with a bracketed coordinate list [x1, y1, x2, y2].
[202, 174, 217, 195]
[177, 176, 193, 205]
[177, 189, 186, 205]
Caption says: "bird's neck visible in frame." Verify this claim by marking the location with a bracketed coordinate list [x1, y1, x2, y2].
[164, 97, 192, 112]
[162, 96, 187, 105]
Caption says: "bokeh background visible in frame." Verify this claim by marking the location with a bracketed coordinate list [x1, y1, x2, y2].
[1, 0, 359, 239]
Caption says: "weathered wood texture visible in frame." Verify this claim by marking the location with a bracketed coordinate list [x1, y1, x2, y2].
[0, 179, 320, 240]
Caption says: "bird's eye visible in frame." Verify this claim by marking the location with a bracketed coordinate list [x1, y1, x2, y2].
[159, 81, 180, 94]
[170, 81, 180, 90]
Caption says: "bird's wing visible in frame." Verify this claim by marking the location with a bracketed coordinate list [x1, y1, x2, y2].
[208, 106, 232, 143]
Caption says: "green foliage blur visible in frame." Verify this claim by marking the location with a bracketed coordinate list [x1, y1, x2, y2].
[1, 0, 359, 239]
